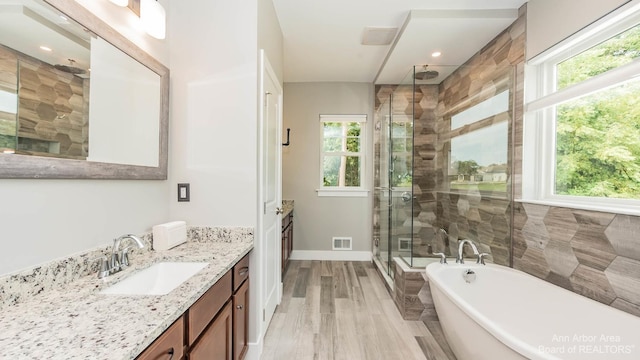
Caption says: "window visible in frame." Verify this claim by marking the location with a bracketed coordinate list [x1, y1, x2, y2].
[523, 2, 640, 215]
[391, 114, 413, 188]
[318, 114, 367, 197]
[448, 91, 510, 194]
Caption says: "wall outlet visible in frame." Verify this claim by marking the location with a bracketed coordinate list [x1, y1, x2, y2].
[177, 183, 190, 202]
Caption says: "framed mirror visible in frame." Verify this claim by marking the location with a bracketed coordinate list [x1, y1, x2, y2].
[0, 0, 169, 179]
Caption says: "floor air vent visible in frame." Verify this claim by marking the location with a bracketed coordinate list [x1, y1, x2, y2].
[332, 237, 352, 250]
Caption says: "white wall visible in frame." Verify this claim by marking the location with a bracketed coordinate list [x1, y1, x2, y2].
[0, 2, 171, 276]
[258, 0, 284, 86]
[168, 0, 258, 226]
[169, 1, 275, 358]
[527, 0, 630, 59]
[282, 82, 373, 257]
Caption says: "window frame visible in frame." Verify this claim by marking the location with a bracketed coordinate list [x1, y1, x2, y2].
[317, 114, 368, 197]
[522, 1, 640, 215]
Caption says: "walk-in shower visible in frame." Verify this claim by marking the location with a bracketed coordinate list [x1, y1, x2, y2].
[373, 63, 516, 280]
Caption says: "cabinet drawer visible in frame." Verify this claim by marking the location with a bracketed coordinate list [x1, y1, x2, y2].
[233, 254, 250, 292]
[136, 316, 184, 360]
[188, 271, 232, 346]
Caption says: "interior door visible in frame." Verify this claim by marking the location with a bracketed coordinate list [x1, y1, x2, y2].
[259, 50, 282, 331]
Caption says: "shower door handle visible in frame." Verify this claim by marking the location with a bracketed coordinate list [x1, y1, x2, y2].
[401, 192, 412, 202]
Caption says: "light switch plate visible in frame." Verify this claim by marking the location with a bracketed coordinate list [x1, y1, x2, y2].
[177, 183, 190, 202]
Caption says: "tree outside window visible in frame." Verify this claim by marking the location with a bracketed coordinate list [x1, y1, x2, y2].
[320, 115, 365, 188]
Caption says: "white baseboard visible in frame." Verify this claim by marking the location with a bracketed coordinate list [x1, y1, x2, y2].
[290, 250, 373, 261]
[245, 340, 263, 360]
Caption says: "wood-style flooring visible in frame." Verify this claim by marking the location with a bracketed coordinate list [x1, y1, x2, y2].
[261, 260, 457, 360]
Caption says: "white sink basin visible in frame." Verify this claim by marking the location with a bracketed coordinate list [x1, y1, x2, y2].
[99, 262, 209, 295]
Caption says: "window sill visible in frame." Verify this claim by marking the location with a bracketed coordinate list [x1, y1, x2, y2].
[316, 188, 370, 197]
[516, 198, 640, 217]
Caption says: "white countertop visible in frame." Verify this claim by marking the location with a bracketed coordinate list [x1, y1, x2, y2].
[0, 239, 253, 359]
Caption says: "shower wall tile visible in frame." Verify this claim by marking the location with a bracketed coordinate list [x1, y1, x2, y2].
[513, 201, 640, 317]
[0, 45, 87, 158]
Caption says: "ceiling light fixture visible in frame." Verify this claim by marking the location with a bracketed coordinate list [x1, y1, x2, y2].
[109, 0, 129, 6]
[140, 0, 166, 39]
[40, 46, 52, 52]
[431, 51, 442, 58]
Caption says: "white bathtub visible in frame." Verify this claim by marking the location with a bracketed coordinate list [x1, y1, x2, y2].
[426, 262, 640, 360]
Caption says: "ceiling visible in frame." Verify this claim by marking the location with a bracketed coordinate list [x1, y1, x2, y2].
[0, 0, 91, 74]
[271, 0, 527, 84]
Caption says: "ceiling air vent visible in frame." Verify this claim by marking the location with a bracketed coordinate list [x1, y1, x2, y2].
[362, 27, 398, 46]
[332, 237, 352, 250]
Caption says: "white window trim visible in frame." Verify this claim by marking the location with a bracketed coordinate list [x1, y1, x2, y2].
[522, 1, 640, 216]
[318, 114, 367, 197]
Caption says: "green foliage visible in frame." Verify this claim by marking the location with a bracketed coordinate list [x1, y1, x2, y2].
[454, 160, 480, 175]
[322, 122, 362, 187]
[553, 24, 640, 199]
[558, 25, 640, 89]
[555, 80, 640, 198]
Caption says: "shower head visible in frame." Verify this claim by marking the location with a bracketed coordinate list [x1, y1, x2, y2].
[54, 58, 86, 75]
[414, 69, 439, 80]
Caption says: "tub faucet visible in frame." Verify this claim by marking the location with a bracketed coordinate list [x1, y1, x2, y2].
[109, 234, 145, 273]
[457, 239, 479, 264]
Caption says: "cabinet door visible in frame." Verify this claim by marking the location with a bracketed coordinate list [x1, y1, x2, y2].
[287, 216, 293, 258]
[233, 279, 249, 360]
[136, 316, 184, 360]
[189, 301, 233, 360]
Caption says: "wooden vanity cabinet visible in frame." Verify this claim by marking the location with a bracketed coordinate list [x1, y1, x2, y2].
[232, 275, 249, 360]
[189, 301, 233, 360]
[188, 271, 232, 346]
[136, 316, 185, 360]
[281, 212, 293, 275]
[135, 252, 251, 360]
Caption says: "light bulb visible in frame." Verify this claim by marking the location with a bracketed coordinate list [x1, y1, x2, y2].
[140, 0, 166, 40]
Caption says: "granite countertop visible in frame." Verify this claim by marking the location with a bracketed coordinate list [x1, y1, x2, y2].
[0, 238, 253, 359]
[282, 199, 294, 217]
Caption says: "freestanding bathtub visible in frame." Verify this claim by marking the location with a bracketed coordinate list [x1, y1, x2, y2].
[426, 262, 640, 360]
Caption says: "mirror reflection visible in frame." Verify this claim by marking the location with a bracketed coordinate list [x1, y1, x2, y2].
[0, 0, 160, 167]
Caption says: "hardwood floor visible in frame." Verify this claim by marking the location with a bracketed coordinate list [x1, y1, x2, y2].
[261, 260, 456, 360]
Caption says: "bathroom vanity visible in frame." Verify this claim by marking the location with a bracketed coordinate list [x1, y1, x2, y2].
[281, 204, 294, 275]
[137, 253, 250, 360]
[0, 227, 253, 359]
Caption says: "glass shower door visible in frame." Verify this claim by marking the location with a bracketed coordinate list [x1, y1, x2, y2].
[375, 96, 392, 275]
[390, 112, 414, 267]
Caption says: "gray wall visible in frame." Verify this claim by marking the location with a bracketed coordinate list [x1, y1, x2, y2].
[527, 0, 630, 59]
[283, 82, 373, 257]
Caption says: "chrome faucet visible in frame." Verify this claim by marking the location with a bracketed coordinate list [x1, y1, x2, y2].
[109, 234, 145, 274]
[456, 239, 479, 264]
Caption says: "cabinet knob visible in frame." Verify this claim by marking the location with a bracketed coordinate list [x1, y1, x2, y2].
[236, 304, 243, 310]
[276, 207, 284, 215]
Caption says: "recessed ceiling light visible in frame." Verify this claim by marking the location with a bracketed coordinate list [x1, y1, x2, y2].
[40, 46, 52, 52]
[432, 51, 442, 57]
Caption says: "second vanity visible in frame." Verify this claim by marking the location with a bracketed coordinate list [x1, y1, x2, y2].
[0, 228, 253, 359]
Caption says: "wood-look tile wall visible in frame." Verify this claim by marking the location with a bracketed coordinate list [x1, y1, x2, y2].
[0, 48, 17, 149]
[513, 203, 640, 316]
[0, 45, 87, 158]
